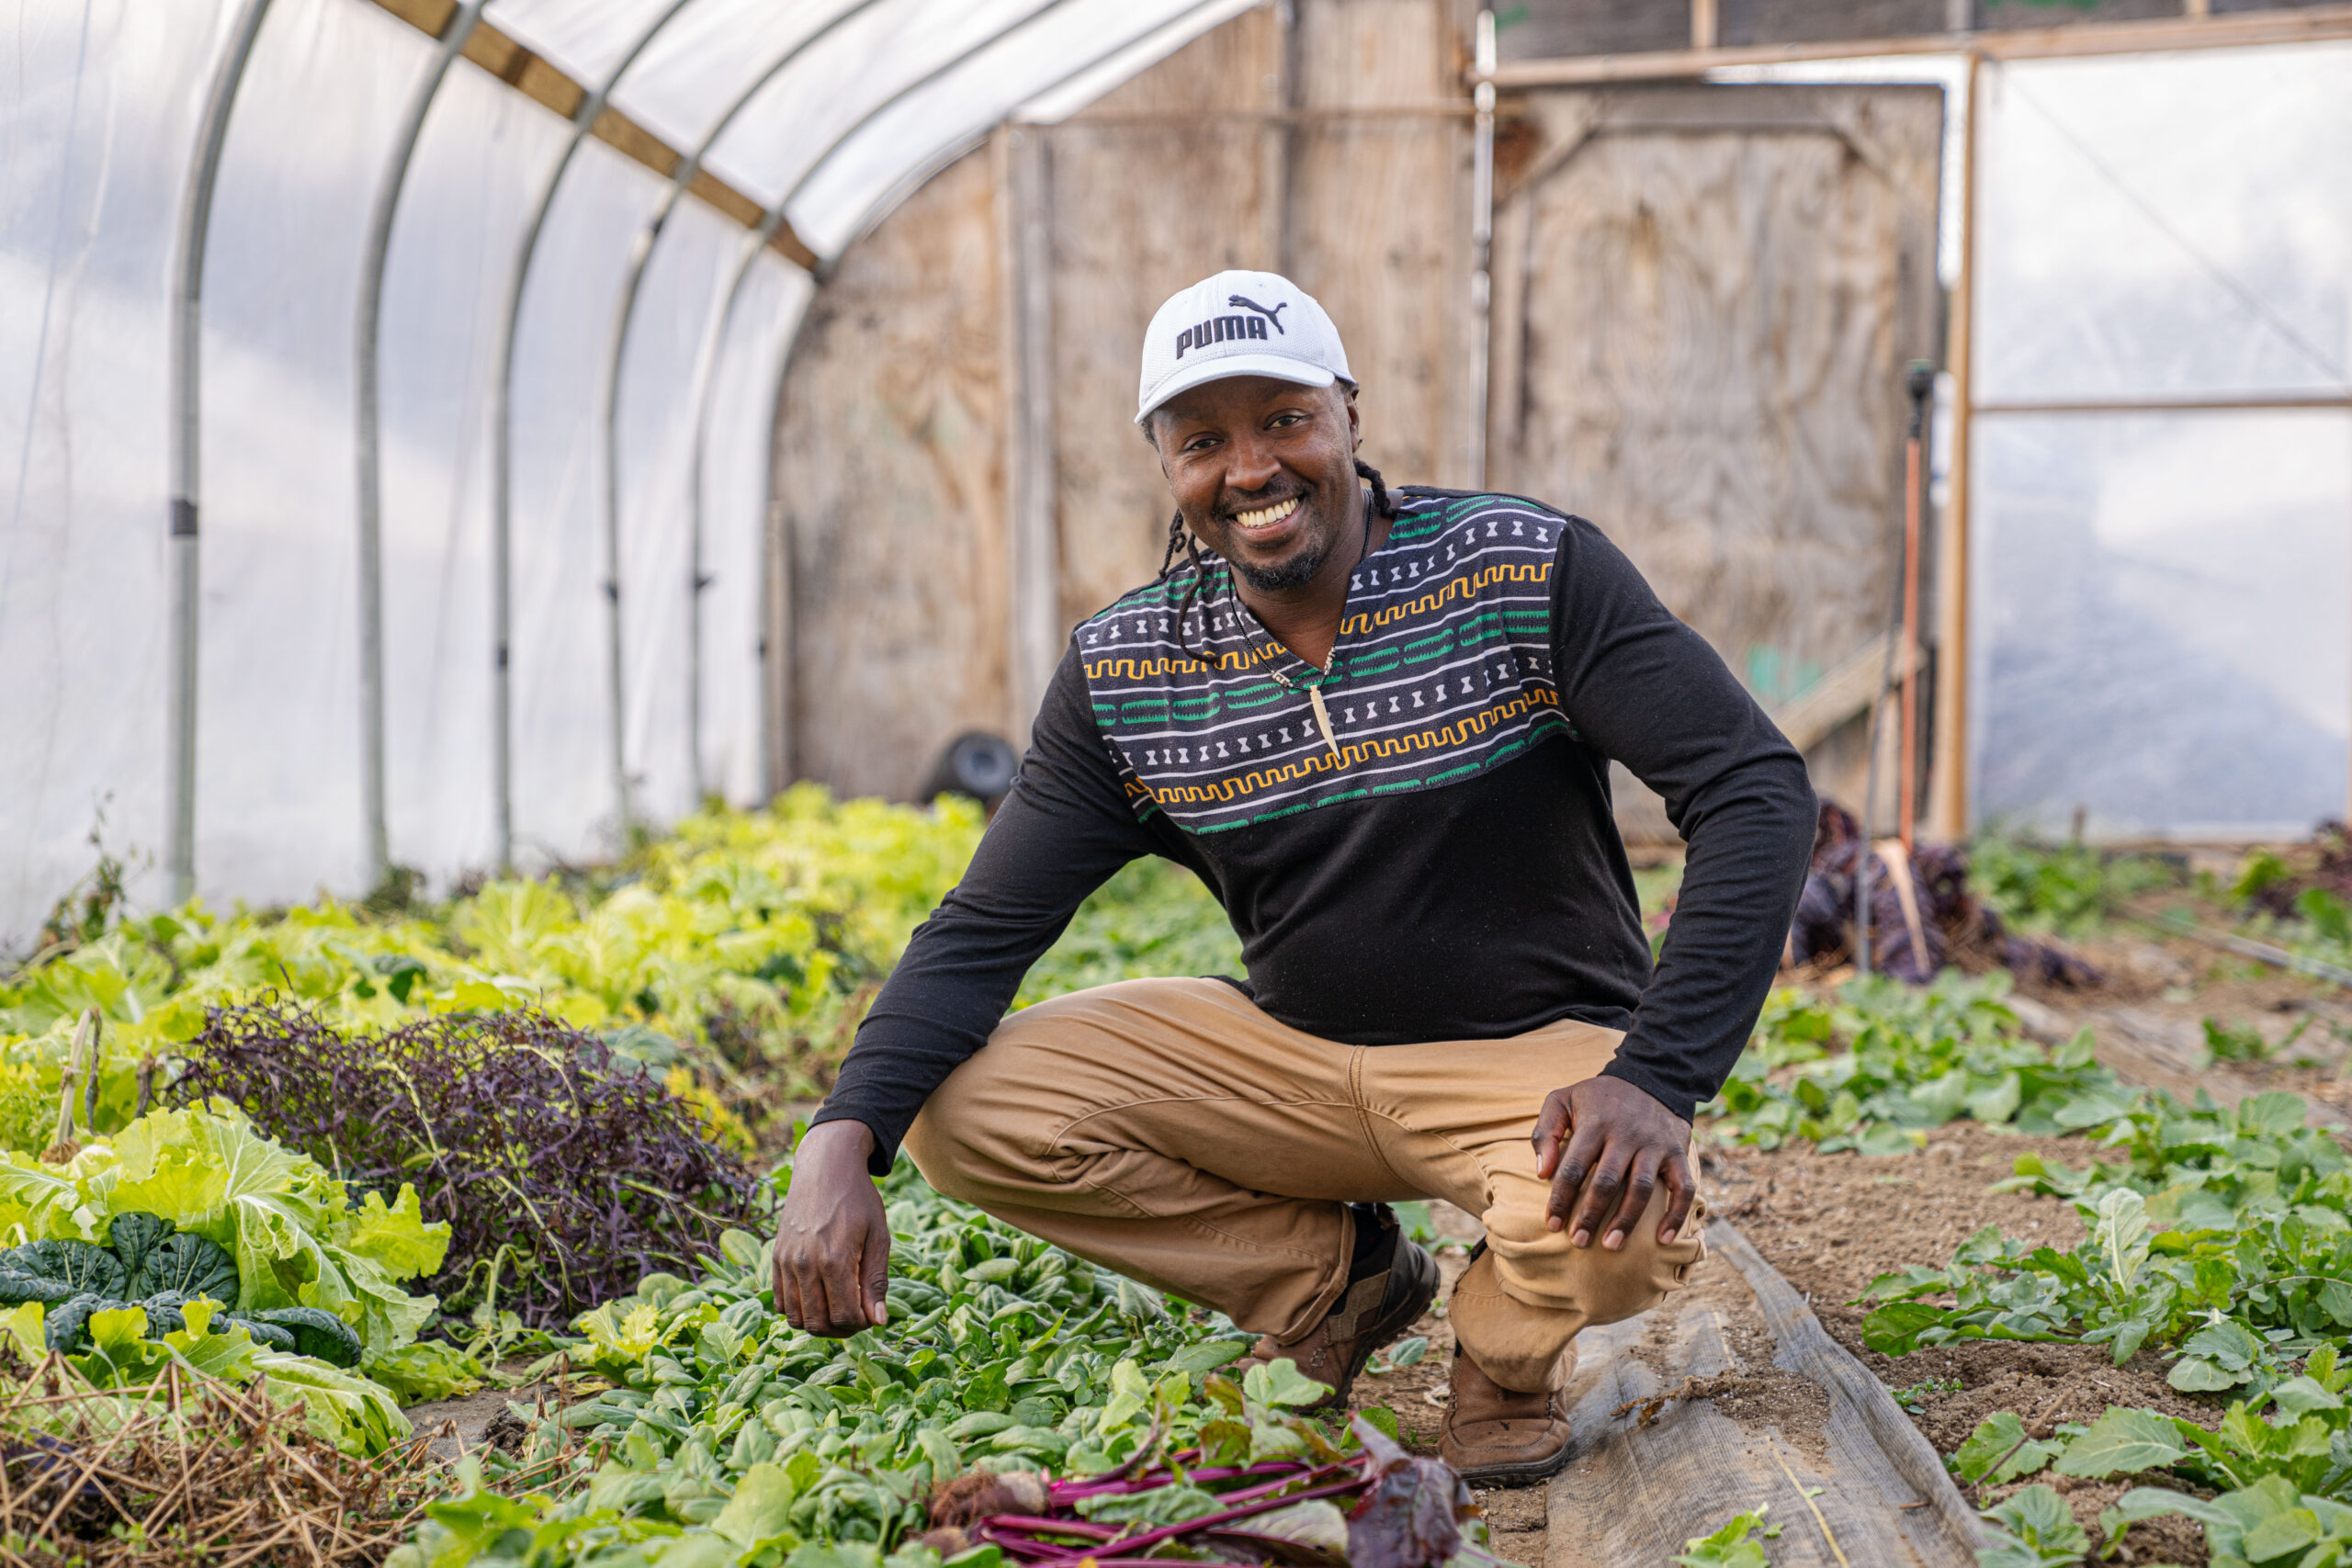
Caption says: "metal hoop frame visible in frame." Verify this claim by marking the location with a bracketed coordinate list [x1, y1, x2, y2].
[166, 0, 277, 905]
[597, 0, 892, 808]
[490, 0, 699, 866]
[354, 0, 489, 889]
[164, 0, 1241, 906]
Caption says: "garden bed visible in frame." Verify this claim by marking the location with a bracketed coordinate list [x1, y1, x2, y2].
[1714, 1124, 2221, 1562]
[9, 813, 2352, 1567]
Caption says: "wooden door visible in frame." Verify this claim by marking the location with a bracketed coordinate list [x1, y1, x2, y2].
[1487, 84, 1944, 829]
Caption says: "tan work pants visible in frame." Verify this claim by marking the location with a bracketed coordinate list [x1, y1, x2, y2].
[903, 978, 1705, 1393]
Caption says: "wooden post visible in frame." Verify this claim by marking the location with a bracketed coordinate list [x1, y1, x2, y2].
[1900, 372, 1928, 853]
[1691, 0, 1719, 51]
[1927, 53, 1980, 842]
[1271, 0, 1300, 273]
[1467, 9, 1495, 490]
[999, 126, 1062, 749]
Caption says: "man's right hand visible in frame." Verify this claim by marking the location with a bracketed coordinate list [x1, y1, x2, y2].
[773, 1119, 892, 1337]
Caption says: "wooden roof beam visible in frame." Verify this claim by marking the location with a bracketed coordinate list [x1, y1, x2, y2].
[367, 0, 817, 269]
[1484, 3, 2352, 88]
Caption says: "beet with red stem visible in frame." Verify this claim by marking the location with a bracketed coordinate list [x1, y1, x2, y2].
[1033, 1479, 1373, 1562]
[1046, 1458, 1313, 1502]
[981, 1517, 1118, 1540]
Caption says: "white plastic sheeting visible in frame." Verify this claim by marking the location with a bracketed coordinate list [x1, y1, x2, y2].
[1973, 412, 2351, 840]
[1968, 43, 2352, 840]
[0, 0, 1241, 942]
[6, 1, 243, 930]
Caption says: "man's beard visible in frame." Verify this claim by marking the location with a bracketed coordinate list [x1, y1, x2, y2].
[1230, 536, 1329, 593]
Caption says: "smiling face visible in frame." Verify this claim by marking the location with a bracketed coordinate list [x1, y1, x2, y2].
[1150, 376, 1362, 596]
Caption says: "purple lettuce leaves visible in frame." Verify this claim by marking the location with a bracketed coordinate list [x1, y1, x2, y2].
[172, 1003, 765, 1329]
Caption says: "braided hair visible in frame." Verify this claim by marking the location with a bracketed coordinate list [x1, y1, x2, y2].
[1159, 457, 1398, 668]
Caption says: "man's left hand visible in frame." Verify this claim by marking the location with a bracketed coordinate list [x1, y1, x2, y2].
[1532, 1076, 1696, 1251]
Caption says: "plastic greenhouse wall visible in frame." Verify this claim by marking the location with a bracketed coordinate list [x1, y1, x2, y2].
[0, 0, 1246, 944]
[1966, 41, 2352, 841]
[2, 0, 797, 932]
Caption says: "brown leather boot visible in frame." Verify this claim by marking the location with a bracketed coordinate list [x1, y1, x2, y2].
[1236, 1204, 1439, 1413]
[1440, 1350, 1575, 1486]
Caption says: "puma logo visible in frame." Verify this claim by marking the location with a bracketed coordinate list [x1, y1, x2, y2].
[1170, 296, 1294, 359]
[1227, 295, 1288, 333]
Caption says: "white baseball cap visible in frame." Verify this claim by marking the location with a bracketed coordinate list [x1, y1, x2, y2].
[1134, 270, 1352, 425]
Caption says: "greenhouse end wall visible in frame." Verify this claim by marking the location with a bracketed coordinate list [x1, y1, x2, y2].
[1964, 44, 2352, 841]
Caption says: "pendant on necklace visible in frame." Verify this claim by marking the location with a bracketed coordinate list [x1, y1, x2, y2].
[1306, 685, 1342, 766]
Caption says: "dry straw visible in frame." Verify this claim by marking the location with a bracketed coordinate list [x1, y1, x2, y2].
[0, 1348, 464, 1568]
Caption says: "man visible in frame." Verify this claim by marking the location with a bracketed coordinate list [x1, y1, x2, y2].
[774, 270, 1815, 1484]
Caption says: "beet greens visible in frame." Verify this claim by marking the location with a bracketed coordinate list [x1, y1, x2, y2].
[172, 1003, 765, 1329]
[927, 1417, 1504, 1568]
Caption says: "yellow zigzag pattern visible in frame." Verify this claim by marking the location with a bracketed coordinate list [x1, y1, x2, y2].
[1086, 560, 1549, 682]
[1083, 643, 1273, 682]
[1337, 559, 1548, 637]
[1148, 688, 1559, 807]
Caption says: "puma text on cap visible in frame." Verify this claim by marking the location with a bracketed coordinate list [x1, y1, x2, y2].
[1135, 270, 1352, 425]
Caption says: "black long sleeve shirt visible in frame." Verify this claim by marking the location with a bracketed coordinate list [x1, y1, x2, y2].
[817, 489, 1815, 1173]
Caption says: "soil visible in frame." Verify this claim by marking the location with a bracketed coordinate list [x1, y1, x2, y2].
[1706, 1122, 2094, 1314]
[1712, 1122, 2230, 1565]
[402, 1367, 565, 1461]
[1713, 915, 2351, 1563]
[1614, 1254, 1837, 1468]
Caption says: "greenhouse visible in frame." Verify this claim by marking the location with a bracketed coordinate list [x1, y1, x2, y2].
[3, 2, 2351, 1564]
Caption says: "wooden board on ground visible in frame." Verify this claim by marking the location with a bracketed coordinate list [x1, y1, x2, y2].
[1539, 1220, 1980, 1568]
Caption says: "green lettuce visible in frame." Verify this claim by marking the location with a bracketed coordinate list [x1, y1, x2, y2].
[0, 1104, 447, 1359]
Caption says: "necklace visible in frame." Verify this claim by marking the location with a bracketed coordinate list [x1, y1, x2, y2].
[1266, 655, 1342, 764]
[1226, 488, 1376, 768]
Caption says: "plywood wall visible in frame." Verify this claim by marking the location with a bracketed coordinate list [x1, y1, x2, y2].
[1043, 0, 1472, 627]
[771, 151, 1011, 799]
[1285, 0, 1474, 493]
[767, 12, 1944, 820]
[773, 0, 1475, 795]
[1489, 85, 1943, 802]
[1043, 8, 1287, 631]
